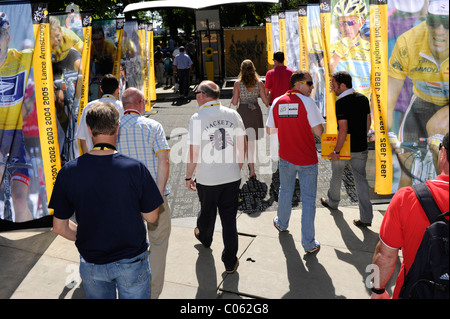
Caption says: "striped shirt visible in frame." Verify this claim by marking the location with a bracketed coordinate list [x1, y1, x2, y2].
[117, 112, 170, 195]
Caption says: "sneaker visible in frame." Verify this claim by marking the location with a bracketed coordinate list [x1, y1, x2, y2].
[306, 241, 320, 254]
[273, 217, 287, 232]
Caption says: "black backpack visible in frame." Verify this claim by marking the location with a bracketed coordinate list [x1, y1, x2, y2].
[399, 183, 449, 299]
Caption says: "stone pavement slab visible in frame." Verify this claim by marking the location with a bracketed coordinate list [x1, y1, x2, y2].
[159, 221, 254, 299]
[0, 205, 400, 300]
[221, 207, 395, 299]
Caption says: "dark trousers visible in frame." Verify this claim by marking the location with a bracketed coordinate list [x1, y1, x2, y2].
[178, 69, 190, 97]
[196, 179, 240, 269]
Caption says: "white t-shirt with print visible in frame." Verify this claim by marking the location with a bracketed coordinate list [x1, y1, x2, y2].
[189, 101, 245, 186]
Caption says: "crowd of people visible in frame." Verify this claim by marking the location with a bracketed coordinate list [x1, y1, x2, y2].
[153, 36, 198, 100]
[48, 50, 448, 299]
[0, 0, 447, 300]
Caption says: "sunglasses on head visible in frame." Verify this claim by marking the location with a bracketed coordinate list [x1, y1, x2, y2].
[426, 14, 449, 30]
[338, 20, 359, 27]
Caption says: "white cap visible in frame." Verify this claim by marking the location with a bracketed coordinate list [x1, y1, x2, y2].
[392, 0, 426, 13]
[428, 0, 449, 15]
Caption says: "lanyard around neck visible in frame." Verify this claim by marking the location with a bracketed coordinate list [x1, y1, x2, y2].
[124, 109, 142, 116]
[92, 143, 117, 151]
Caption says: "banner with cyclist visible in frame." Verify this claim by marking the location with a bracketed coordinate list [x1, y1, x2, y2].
[284, 10, 300, 72]
[1, 2, 52, 230]
[121, 21, 144, 94]
[387, 0, 449, 192]
[89, 18, 119, 102]
[307, 3, 327, 118]
[49, 11, 85, 165]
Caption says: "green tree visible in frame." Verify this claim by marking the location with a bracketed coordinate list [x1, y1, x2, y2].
[45, 0, 312, 30]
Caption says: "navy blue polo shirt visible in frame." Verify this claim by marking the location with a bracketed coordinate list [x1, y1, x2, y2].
[49, 153, 163, 264]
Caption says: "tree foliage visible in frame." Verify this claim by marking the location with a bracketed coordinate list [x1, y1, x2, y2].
[45, 0, 311, 30]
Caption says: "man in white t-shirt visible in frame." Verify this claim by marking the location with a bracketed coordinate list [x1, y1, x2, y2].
[185, 80, 245, 274]
[76, 74, 124, 154]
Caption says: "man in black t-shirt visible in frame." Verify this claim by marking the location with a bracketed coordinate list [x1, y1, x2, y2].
[49, 102, 163, 299]
[321, 71, 373, 228]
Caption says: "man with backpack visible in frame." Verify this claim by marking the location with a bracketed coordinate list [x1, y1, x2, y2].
[370, 132, 449, 299]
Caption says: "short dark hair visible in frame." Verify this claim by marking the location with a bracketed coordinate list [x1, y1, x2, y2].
[290, 70, 310, 88]
[332, 71, 353, 89]
[86, 102, 119, 137]
[100, 74, 119, 95]
[273, 51, 285, 63]
[443, 132, 449, 162]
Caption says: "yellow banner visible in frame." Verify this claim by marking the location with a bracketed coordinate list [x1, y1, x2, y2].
[32, 4, 60, 205]
[320, 0, 337, 134]
[265, 16, 273, 70]
[78, 12, 92, 155]
[148, 24, 156, 104]
[79, 12, 92, 113]
[298, 6, 308, 71]
[138, 23, 148, 110]
[370, 0, 391, 194]
[278, 12, 287, 56]
[113, 19, 124, 81]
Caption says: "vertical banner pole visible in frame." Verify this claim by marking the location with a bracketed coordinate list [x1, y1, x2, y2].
[370, 0, 392, 194]
[138, 22, 149, 110]
[265, 16, 273, 70]
[113, 19, 124, 81]
[278, 12, 287, 58]
[319, 0, 337, 134]
[78, 11, 92, 156]
[32, 3, 60, 206]
[148, 24, 156, 104]
[298, 5, 308, 71]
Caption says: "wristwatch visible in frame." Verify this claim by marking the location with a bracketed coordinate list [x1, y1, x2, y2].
[371, 287, 386, 294]
[332, 150, 340, 155]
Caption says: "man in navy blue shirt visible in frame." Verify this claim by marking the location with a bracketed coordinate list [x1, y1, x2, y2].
[50, 101, 163, 299]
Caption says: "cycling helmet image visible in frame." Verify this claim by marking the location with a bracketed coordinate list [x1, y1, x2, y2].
[334, 0, 368, 19]
[0, 12, 10, 31]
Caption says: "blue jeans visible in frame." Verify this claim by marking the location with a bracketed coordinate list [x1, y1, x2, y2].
[277, 158, 318, 251]
[326, 150, 373, 224]
[79, 251, 151, 299]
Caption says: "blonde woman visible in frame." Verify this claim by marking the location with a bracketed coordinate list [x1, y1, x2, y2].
[231, 59, 269, 179]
